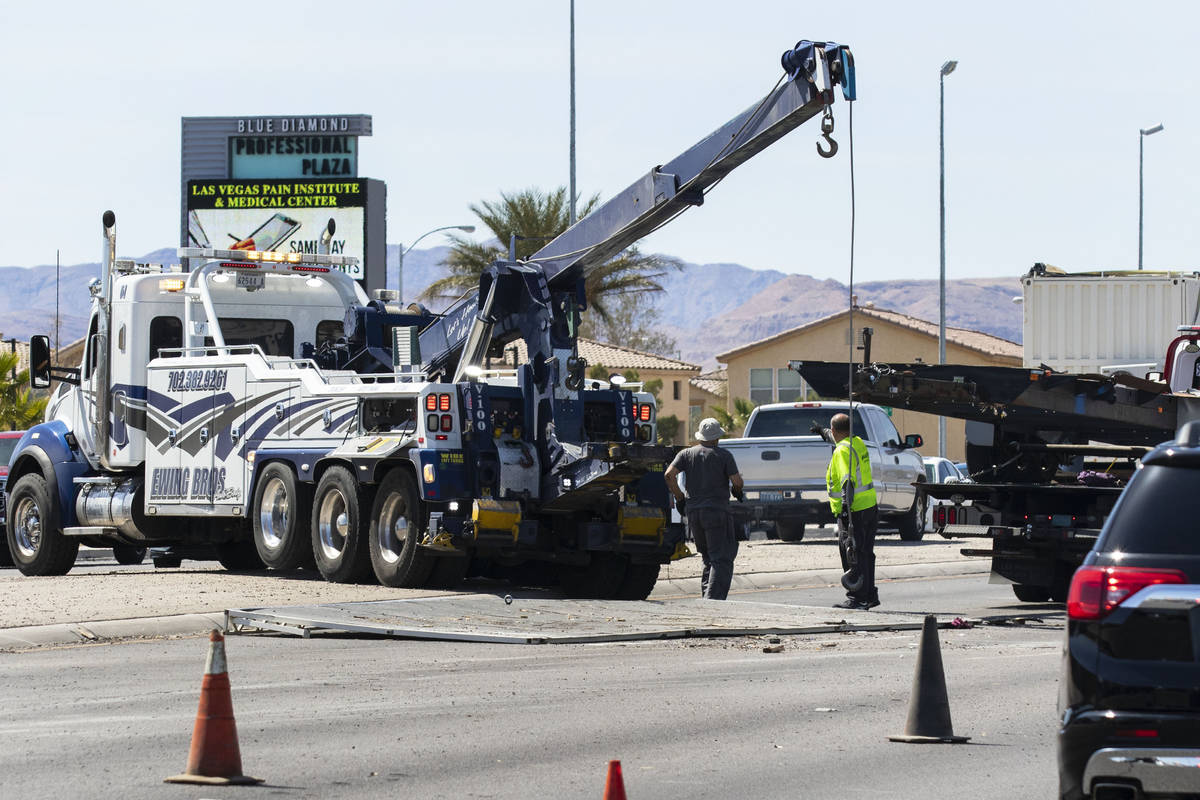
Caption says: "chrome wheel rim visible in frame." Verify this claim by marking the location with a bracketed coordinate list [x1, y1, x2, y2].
[317, 488, 350, 561]
[258, 477, 289, 550]
[376, 492, 409, 566]
[13, 496, 41, 558]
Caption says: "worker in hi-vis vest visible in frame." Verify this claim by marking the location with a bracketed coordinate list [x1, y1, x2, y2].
[823, 412, 880, 610]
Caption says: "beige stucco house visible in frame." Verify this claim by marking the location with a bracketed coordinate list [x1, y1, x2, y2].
[715, 304, 1021, 461]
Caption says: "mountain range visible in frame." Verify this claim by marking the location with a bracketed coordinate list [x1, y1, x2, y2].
[1, 247, 1023, 369]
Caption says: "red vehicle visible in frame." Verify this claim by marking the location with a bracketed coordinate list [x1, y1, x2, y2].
[0, 430, 23, 567]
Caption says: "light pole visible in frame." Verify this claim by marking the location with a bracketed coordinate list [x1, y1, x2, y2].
[938, 59, 957, 459]
[569, 0, 577, 225]
[396, 224, 475, 300]
[1138, 123, 1164, 270]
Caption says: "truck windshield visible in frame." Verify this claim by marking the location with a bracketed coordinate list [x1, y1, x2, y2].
[746, 408, 864, 438]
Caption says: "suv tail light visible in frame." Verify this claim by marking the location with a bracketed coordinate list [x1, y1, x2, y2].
[933, 506, 957, 526]
[1066, 566, 1187, 620]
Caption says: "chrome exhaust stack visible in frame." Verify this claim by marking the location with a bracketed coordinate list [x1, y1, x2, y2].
[95, 210, 116, 469]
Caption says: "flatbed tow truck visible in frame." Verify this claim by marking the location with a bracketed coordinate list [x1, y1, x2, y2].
[790, 332, 1200, 600]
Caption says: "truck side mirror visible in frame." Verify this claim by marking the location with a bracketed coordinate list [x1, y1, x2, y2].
[904, 433, 923, 450]
[30, 335, 52, 389]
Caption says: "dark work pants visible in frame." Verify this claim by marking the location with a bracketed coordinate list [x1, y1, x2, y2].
[687, 508, 739, 600]
[837, 505, 879, 603]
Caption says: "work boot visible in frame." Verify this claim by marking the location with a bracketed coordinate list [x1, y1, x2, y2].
[832, 598, 866, 610]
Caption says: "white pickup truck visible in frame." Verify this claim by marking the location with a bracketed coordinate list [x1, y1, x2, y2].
[721, 401, 927, 542]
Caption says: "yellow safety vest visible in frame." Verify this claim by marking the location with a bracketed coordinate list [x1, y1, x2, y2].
[827, 436, 877, 514]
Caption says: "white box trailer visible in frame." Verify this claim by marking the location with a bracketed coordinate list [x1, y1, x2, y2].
[1021, 264, 1200, 375]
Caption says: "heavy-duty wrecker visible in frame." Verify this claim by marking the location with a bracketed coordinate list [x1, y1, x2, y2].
[793, 322, 1200, 601]
[6, 40, 856, 598]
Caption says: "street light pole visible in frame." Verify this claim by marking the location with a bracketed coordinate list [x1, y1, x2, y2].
[397, 224, 476, 300]
[569, 0, 577, 225]
[938, 59, 957, 459]
[1138, 123, 1164, 270]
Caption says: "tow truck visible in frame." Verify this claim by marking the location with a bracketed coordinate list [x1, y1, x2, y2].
[5, 40, 857, 599]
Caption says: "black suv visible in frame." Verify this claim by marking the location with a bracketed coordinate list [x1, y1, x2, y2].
[1058, 424, 1200, 799]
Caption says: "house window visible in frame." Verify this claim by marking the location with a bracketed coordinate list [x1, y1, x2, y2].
[673, 380, 681, 401]
[777, 368, 807, 402]
[689, 405, 703, 440]
[749, 368, 773, 406]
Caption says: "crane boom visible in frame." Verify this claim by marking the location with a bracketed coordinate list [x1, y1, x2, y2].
[418, 40, 855, 377]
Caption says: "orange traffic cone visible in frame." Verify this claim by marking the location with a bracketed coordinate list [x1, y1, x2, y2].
[164, 629, 262, 785]
[888, 615, 970, 744]
[603, 759, 627, 800]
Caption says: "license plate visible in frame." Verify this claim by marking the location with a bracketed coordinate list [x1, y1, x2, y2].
[760, 490, 784, 502]
[236, 272, 265, 290]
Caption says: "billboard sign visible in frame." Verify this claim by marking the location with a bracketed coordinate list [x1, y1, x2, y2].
[230, 135, 358, 179]
[186, 179, 367, 279]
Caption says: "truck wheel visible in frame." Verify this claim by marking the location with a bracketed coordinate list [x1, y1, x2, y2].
[112, 545, 147, 565]
[614, 561, 660, 600]
[1012, 584, 1051, 603]
[897, 492, 925, 542]
[216, 539, 266, 571]
[313, 466, 375, 584]
[368, 469, 434, 588]
[776, 521, 806, 542]
[7, 472, 77, 576]
[252, 463, 314, 571]
[559, 552, 627, 599]
[425, 555, 469, 590]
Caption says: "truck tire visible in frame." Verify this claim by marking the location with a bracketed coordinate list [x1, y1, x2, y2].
[216, 539, 266, 571]
[7, 472, 77, 576]
[368, 468, 434, 588]
[1012, 584, 1051, 602]
[776, 521, 806, 542]
[112, 544, 147, 565]
[559, 552, 627, 599]
[252, 462, 314, 571]
[313, 466, 375, 584]
[896, 491, 926, 542]
[614, 561, 660, 600]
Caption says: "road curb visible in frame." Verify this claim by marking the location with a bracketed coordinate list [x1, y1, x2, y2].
[1, 560, 989, 651]
[651, 559, 989, 598]
[0, 613, 225, 650]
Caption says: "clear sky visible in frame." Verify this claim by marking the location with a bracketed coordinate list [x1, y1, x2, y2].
[2, 1, 1196, 284]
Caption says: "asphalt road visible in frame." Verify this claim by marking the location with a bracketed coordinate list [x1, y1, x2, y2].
[0, 574, 1064, 799]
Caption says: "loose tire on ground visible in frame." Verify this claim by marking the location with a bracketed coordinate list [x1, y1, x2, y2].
[1012, 584, 1052, 603]
[112, 544, 147, 565]
[216, 539, 266, 571]
[425, 555, 470, 590]
[776, 521, 806, 542]
[7, 472, 77, 576]
[613, 561, 660, 600]
[252, 462, 314, 571]
[313, 466, 375, 584]
[559, 552, 627, 599]
[367, 468, 433, 587]
[896, 489, 926, 542]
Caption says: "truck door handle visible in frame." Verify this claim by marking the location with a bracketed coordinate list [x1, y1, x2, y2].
[761, 451, 781, 461]
[199, 427, 209, 445]
[167, 428, 177, 445]
[894, 456, 899, 464]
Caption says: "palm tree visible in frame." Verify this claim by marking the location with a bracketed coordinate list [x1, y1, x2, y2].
[711, 397, 755, 437]
[421, 187, 679, 326]
[0, 351, 47, 430]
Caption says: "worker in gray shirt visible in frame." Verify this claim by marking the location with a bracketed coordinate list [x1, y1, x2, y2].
[664, 418, 745, 600]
